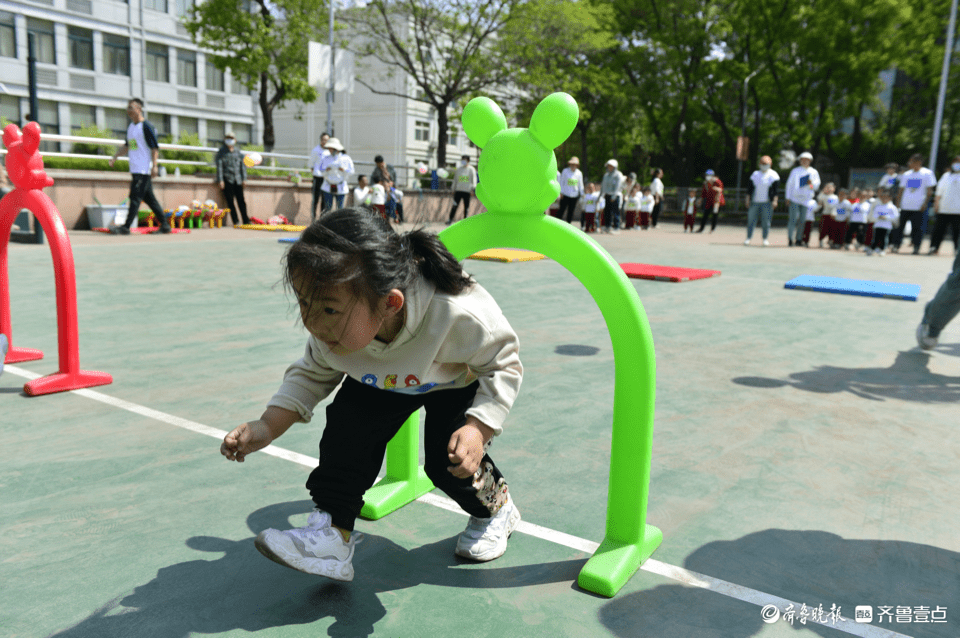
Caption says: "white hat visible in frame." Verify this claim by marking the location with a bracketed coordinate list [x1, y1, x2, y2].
[325, 137, 345, 152]
[606, 159, 618, 169]
[798, 152, 813, 161]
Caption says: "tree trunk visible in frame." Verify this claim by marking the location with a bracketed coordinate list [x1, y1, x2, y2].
[436, 104, 449, 168]
[259, 72, 275, 153]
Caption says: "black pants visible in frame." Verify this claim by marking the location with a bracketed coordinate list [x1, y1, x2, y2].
[310, 176, 325, 221]
[306, 377, 507, 532]
[394, 202, 404, 223]
[559, 195, 579, 223]
[603, 195, 620, 228]
[845, 221, 865, 246]
[449, 191, 471, 222]
[891, 209, 923, 249]
[872, 227, 890, 251]
[223, 181, 249, 225]
[651, 200, 663, 227]
[930, 214, 960, 252]
[124, 174, 165, 229]
[698, 206, 719, 232]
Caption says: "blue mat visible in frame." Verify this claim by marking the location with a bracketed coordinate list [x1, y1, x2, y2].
[784, 275, 919, 301]
[278, 237, 297, 243]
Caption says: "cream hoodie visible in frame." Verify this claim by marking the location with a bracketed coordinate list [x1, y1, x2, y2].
[267, 275, 522, 435]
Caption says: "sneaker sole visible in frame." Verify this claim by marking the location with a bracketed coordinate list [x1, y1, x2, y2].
[455, 504, 522, 562]
[255, 530, 355, 581]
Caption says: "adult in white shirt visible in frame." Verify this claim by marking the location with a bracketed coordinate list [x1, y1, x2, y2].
[309, 132, 330, 221]
[893, 153, 937, 254]
[930, 155, 960, 255]
[784, 152, 820, 246]
[558, 156, 584, 223]
[352, 174, 371, 208]
[649, 168, 665, 228]
[320, 138, 354, 212]
[744, 155, 780, 246]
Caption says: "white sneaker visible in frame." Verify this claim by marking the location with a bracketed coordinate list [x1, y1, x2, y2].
[744, 239, 751, 245]
[879, 250, 886, 256]
[456, 496, 521, 562]
[916, 322, 938, 350]
[762, 239, 770, 246]
[255, 510, 362, 581]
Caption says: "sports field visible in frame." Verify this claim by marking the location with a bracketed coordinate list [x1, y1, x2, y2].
[3, 220, 957, 638]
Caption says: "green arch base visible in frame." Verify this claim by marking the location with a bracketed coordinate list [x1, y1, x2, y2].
[360, 213, 661, 597]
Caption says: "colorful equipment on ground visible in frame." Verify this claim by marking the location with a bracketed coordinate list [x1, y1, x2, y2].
[0, 122, 113, 395]
[467, 248, 547, 262]
[784, 275, 920, 301]
[621, 263, 722, 282]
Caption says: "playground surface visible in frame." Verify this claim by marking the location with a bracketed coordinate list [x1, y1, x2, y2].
[3, 220, 958, 638]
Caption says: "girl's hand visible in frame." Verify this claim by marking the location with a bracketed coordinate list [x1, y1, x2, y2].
[447, 419, 494, 479]
[221, 420, 274, 462]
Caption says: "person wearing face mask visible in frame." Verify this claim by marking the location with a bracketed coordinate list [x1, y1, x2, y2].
[930, 155, 960, 255]
[448, 155, 477, 224]
[785, 152, 821, 246]
[744, 155, 780, 246]
[696, 169, 724, 233]
[309, 133, 331, 221]
[320, 138, 354, 212]
[216, 131, 251, 226]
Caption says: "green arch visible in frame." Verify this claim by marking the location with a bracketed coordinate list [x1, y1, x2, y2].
[361, 213, 661, 597]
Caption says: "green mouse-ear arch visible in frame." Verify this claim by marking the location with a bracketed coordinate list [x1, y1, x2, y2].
[529, 92, 579, 150]
[462, 97, 507, 149]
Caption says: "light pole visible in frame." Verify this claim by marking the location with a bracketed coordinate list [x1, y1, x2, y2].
[326, 0, 335, 136]
[930, 0, 958, 172]
[734, 69, 761, 216]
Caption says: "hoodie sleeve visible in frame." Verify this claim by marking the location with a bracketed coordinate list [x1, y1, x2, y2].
[266, 337, 345, 422]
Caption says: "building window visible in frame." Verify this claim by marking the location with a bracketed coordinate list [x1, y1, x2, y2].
[144, 0, 168, 12]
[103, 34, 130, 76]
[177, 48, 196, 87]
[70, 104, 96, 133]
[105, 107, 128, 139]
[205, 58, 224, 92]
[37, 99, 59, 152]
[232, 123, 251, 145]
[175, 0, 194, 18]
[178, 116, 198, 138]
[68, 26, 94, 71]
[0, 11, 16, 59]
[0, 93, 20, 126]
[145, 42, 168, 82]
[414, 120, 430, 142]
[448, 125, 458, 147]
[206, 120, 224, 146]
[153, 113, 172, 139]
[26, 18, 56, 65]
[231, 72, 252, 95]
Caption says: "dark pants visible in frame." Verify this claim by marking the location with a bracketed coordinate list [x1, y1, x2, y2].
[450, 191, 471, 222]
[393, 202, 404, 223]
[322, 190, 345, 212]
[559, 195, 579, 223]
[845, 222, 865, 246]
[311, 176, 325, 221]
[698, 205, 719, 231]
[651, 200, 662, 227]
[872, 227, 890, 251]
[124, 173, 165, 229]
[306, 377, 507, 532]
[223, 181, 249, 225]
[930, 214, 960, 252]
[603, 195, 620, 229]
[891, 209, 923, 249]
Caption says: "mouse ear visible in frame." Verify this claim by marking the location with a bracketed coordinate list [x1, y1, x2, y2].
[462, 97, 507, 149]
[2, 123, 21, 150]
[22, 122, 42, 156]
[529, 92, 579, 150]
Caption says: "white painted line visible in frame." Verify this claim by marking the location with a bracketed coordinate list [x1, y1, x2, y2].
[2, 365, 917, 636]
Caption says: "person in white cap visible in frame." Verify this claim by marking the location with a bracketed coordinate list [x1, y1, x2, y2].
[558, 157, 584, 223]
[320, 138, 354, 213]
[785, 152, 821, 246]
[600, 159, 624, 233]
[744, 155, 779, 246]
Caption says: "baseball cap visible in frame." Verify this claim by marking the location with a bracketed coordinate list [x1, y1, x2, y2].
[705, 169, 715, 176]
[606, 159, 618, 169]
[799, 152, 813, 160]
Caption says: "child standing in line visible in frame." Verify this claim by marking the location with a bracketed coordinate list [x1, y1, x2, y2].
[863, 187, 878, 247]
[683, 189, 697, 232]
[878, 162, 900, 192]
[581, 183, 602, 232]
[817, 183, 837, 248]
[390, 185, 404, 224]
[221, 208, 523, 581]
[868, 188, 900, 256]
[832, 188, 851, 249]
[622, 184, 641, 229]
[353, 175, 371, 208]
[370, 175, 387, 219]
[638, 186, 655, 230]
[846, 192, 869, 250]
[802, 197, 818, 246]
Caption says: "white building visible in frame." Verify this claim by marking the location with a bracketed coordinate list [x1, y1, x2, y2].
[0, 0, 257, 150]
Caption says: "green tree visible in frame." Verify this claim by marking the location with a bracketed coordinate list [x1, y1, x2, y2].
[184, 0, 324, 152]
[341, 0, 523, 167]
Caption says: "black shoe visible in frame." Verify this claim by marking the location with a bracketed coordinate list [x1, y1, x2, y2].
[159, 224, 172, 234]
[789, 240, 794, 246]
[913, 247, 920, 255]
[111, 226, 131, 235]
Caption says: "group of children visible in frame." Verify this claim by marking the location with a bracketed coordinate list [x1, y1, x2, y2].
[353, 174, 404, 224]
[577, 182, 658, 232]
[796, 183, 901, 255]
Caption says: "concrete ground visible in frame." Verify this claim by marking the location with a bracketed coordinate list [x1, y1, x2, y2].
[2, 218, 958, 638]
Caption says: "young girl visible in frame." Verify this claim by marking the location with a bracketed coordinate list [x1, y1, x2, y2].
[832, 188, 851, 249]
[638, 186, 655, 230]
[221, 208, 523, 580]
[623, 184, 641, 229]
[581, 183, 602, 232]
[817, 183, 837, 248]
[801, 197, 818, 246]
[869, 188, 900, 256]
[370, 175, 387, 219]
[683, 189, 697, 232]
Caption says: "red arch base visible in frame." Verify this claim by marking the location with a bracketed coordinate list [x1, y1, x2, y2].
[1, 188, 112, 395]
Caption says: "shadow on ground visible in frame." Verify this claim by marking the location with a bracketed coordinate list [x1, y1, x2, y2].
[49, 500, 586, 638]
[599, 529, 958, 638]
[732, 349, 960, 403]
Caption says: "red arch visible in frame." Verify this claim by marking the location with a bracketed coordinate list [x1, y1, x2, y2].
[0, 188, 112, 395]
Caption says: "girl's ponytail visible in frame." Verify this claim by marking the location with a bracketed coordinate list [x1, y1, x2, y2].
[403, 229, 474, 296]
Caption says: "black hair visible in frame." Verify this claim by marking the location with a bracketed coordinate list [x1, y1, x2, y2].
[909, 153, 925, 164]
[283, 207, 474, 318]
[374, 155, 384, 163]
[357, 174, 366, 182]
[129, 97, 144, 108]
[371, 174, 381, 185]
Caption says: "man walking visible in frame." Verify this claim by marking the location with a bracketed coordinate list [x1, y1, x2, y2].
[108, 98, 171, 235]
[893, 153, 937, 254]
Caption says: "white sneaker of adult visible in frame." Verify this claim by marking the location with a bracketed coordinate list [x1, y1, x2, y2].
[916, 322, 938, 350]
[455, 496, 521, 562]
[762, 239, 770, 246]
[744, 239, 751, 245]
[255, 510, 362, 581]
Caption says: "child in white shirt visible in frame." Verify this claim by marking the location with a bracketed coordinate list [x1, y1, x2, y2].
[817, 183, 837, 248]
[845, 189, 869, 249]
[832, 188, 852, 248]
[370, 175, 387, 219]
[623, 184, 642, 229]
[390, 186, 404, 224]
[581, 183, 602, 232]
[353, 175, 371, 208]
[802, 198, 818, 246]
[868, 188, 900, 255]
[638, 186, 655, 230]
[683, 189, 697, 232]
